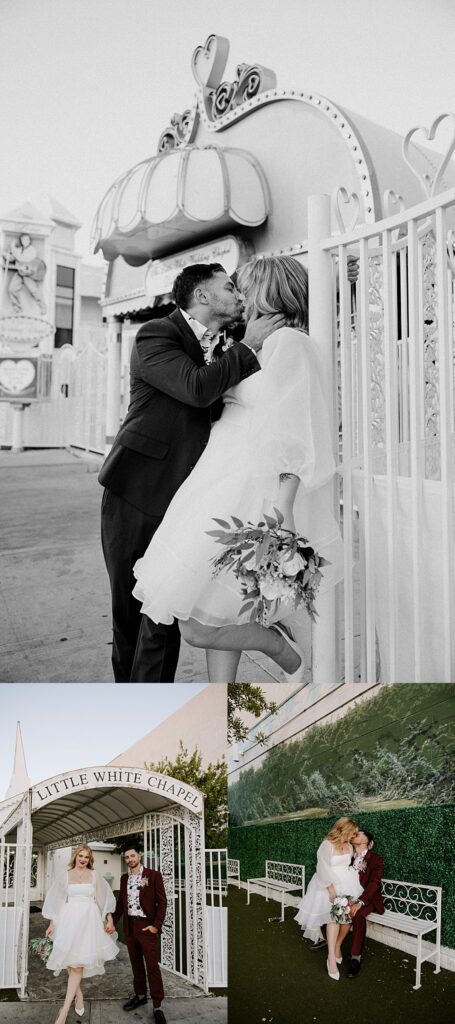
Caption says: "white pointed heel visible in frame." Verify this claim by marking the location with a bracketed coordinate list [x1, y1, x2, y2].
[271, 623, 306, 683]
[327, 959, 340, 981]
[335, 956, 342, 964]
[75, 1000, 85, 1017]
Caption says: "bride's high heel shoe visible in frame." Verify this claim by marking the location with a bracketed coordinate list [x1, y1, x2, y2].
[75, 997, 85, 1017]
[271, 623, 306, 683]
[327, 958, 340, 981]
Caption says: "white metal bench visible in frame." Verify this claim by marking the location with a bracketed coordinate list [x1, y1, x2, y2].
[227, 858, 241, 888]
[368, 878, 442, 989]
[247, 860, 305, 922]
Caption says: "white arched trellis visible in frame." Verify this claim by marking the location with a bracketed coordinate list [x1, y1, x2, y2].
[0, 767, 217, 998]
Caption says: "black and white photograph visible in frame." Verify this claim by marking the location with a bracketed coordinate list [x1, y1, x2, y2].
[0, 1, 454, 1022]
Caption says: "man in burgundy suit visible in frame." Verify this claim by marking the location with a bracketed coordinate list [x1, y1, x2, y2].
[310, 829, 384, 977]
[106, 843, 168, 1022]
[346, 828, 384, 976]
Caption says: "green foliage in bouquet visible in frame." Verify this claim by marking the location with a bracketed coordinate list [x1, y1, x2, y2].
[29, 937, 53, 964]
[208, 510, 329, 624]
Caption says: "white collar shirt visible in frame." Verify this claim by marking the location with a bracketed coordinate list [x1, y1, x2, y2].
[180, 308, 220, 364]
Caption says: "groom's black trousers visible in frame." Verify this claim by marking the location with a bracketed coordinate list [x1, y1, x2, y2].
[101, 488, 181, 682]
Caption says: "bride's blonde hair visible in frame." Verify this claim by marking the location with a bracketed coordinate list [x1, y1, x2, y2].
[237, 256, 308, 331]
[68, 844, 94, 870]
[326, 817, 358, 845]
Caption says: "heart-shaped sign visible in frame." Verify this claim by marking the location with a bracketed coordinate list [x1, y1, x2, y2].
[191, 34, 229, 90]
[0, 358, 36, 394]
[403, 113, 455, 197]
[333, 187, 360, 234]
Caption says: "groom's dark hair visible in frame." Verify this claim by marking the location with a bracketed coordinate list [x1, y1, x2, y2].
[122, 842, 142, 855]
[172, 263, 226, 310]
[363, 830, 375, 846]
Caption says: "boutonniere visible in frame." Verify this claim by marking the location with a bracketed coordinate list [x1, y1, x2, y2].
[355, 854, 368, 874]
[138, 877, 149, 888]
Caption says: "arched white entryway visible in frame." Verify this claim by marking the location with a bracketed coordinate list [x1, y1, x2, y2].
[0, 766, 226, 998]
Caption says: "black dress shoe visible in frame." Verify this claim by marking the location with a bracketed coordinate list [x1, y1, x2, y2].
[309, 937, 327, 951]
[154, 1010, 167, 1024]
[123, 994, 148, 1010]
[348, 958, 362, 978]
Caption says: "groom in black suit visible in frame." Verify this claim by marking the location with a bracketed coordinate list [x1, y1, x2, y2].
[100, 263, 280, 682]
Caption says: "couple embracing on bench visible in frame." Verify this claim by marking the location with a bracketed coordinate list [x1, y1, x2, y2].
[295, 817, 384, 981]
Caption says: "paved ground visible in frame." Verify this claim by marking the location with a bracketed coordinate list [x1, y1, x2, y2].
[0, 449, 289, 684]
[0, 997, 226, 1022]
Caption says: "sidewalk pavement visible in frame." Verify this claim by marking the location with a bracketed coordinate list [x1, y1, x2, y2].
[0, 997, 227, 1023]
[0, 449, 295, 684]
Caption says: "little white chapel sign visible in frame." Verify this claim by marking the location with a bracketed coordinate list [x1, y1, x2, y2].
[31, 766, 203, 814]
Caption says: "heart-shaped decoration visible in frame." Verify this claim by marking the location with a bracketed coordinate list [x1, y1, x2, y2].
[0, 358, 36, 393]
[383, 189, 405, 241]
[333, 187, 360, 234]
[403, 113, 455, 197]
[191, 34, 229, 90]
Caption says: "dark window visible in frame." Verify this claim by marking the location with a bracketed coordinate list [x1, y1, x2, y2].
[55, 265, 75, 347]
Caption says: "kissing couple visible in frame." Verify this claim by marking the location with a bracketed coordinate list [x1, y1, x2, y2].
[295, 817, 384, 980]
[100, 255, 345, 683]
[42, 842, 167, 1023]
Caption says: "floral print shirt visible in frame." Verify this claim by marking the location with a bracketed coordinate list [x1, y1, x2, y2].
[127, 866, 147, 917]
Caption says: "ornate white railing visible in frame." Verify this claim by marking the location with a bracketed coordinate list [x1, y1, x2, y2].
[309, 186, 455, 683]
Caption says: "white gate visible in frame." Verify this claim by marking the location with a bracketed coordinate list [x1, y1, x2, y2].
[0, 796, 32, 998]
[144, 810, 207, 989]
[0, 343, 107, 453]
[309, 185, 455, 683]
[205, 848, 227, 988]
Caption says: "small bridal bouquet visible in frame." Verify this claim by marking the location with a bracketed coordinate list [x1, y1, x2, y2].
[29, 937, 53, 964]
[208, 510, 329, 626]
[330, 896, 354, 925]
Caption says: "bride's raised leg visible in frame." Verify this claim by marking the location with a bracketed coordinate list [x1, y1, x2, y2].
[206, 648, 241, 683]
[179, 619, 301, 675]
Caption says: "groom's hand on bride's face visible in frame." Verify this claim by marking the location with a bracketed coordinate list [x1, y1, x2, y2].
[243, 313, 287, 352]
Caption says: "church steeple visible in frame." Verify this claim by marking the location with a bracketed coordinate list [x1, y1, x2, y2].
[5, 722, 31, 799]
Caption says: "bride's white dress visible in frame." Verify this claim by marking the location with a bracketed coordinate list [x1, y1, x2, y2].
[42, 871, 119, 977]
[295, 841, 363, 941]
[133, 327, 343, 627]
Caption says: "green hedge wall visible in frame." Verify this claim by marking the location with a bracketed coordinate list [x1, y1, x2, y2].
[229, 804, 455, 949]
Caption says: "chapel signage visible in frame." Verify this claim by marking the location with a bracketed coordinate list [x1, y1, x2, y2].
[145, 235, 244, 298]
[31, 766, 203, 814]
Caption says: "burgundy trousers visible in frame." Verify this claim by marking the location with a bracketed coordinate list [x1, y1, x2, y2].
[125, 918, 164, 1007]
[350, 903, 374, 956]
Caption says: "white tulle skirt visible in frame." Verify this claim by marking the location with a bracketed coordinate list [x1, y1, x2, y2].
[46, 897, 119, 978]
[295, 866, 363, 942]
[133, 403, 343, 628]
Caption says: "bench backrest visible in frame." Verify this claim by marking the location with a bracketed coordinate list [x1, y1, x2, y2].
[381, 879, 442, 924]
[265, 860, 305, 888]
[227, 858, 240, 880]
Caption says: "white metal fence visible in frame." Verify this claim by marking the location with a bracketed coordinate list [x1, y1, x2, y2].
[0, 842, 29, 995]
[205, 848, 227, 987]
[310, 186, 455, 683]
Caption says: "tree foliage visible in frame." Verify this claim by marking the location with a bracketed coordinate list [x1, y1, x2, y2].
[145, 742, 227, 847]
[228, 683, 278, 743]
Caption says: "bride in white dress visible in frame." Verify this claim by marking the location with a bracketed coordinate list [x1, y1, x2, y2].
[42, 844, 119, 1024]
[133, 255, 343, 682]
[295, 818, 363, 980]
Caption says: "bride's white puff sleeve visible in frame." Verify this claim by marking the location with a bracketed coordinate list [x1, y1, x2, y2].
[94, 872, 116, 920]
[249, 328, 336, 501]
[42, 873, 67, 922]
[315, 840, 337, 887]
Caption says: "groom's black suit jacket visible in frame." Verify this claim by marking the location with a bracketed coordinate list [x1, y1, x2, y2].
[98, 308, 260, 515]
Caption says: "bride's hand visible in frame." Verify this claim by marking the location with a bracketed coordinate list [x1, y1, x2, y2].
[45, 923, 54, 938]
[243, 313, 286, 353]
[327, 884, 337, 901]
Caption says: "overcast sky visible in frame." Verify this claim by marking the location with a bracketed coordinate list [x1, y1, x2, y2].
[0, 683, 207, 792]
[1, 0, 454, 256]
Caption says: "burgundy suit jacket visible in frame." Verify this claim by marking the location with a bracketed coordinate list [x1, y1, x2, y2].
[112, 867, 167, 938]
[358, 851, 384, 913]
